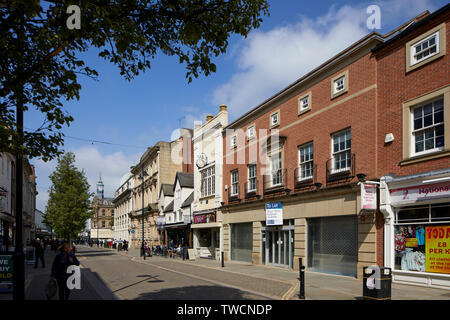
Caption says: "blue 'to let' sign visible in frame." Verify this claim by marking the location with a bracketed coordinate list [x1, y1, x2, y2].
[266, 202, 282, 210]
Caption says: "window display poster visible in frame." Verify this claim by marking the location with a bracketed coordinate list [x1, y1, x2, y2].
[266, 202, 283, 226]
[0, 254, 13, 286]
[425, 226, 450, 274]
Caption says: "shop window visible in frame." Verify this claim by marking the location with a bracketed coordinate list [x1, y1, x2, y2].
[431, 206, 450, 221]
[397, 206, 429, 223]
[198, 229, 211, 247]
[394, 203, 450, 275]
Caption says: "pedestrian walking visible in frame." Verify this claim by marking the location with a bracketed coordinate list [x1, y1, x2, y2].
[123, 240, 128, 254]
[34, 238, 45, 268]
[50, 243, 80, 301]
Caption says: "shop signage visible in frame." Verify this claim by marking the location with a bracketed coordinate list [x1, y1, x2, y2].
[390, 181, 450, 205]
[425, 226, 450, 274]
[360, 183, 377, 210]
[194, 213, 216, 224]
[266, 202, 283, 226]
[406, 238, 418, 248]
[0, 254, 13, 292]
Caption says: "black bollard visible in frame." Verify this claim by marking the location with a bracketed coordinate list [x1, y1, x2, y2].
[299, 258, 305, 300]
[221, 251, 224, 268]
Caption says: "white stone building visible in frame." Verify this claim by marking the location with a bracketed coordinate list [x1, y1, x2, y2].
[191, 105, 228, 259]
[113, 172, 134, 243]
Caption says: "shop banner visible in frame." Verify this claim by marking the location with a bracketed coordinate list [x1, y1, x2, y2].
[425, 226, 450, 274]
[266, 202, 283, 226]
[390, 181, 450, 205]
[0, 254, 13, 291]
[361, 183, 377, 210]
[193, 213, 216, 224]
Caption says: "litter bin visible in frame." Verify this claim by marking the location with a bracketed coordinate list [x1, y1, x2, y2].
[363, 266, 392, 300]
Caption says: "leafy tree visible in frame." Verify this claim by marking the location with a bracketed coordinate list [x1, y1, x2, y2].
[0, 0, 269, 161]
[45, 152, 92, 241]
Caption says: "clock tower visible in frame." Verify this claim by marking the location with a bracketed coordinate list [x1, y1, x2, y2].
[96, 174, 104, 199]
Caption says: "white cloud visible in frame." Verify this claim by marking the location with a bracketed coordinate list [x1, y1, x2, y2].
[33, 146, 140, 211]
[212, 0, 437, 118]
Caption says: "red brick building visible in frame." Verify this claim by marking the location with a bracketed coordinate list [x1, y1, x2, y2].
[374, 5, 450, 289]
[220, 4, 450, 285]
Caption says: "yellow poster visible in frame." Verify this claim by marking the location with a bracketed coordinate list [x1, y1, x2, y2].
[425, 226, 450, 274]
[406, 238, 418, 248]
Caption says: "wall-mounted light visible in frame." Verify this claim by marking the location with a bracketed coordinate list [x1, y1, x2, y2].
[357, 173, 366, 182]
[314, 182, 322, 189]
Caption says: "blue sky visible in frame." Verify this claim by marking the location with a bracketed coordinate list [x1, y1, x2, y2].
[30, 0, 448, 211]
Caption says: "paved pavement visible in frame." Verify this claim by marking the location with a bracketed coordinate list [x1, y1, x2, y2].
[2, 245, 450, 300]
[112, 246, 450, 300]
[0, 246, 115, 300]
[78, 246, 268, 300]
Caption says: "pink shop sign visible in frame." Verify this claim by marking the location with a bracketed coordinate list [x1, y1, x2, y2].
[194, 213, 216, 224]
[390, 181, 450, 204]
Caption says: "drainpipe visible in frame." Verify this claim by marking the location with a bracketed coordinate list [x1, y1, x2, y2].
[379, 176, 395, 268]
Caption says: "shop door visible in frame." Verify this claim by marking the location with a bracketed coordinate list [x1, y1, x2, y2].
[264, 229, 293, 268]
[307, 215, 358, 277]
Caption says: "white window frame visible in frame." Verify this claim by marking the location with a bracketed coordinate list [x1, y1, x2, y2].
[299, 96, 309, 111]
[231, 170, 239, 196]
[247, 164, 257, 192]
[410, 97, 445, 157]
[410, 31, 439, 66]
[333, 76, 345, 94]
[270, 152, 282, 187]
[298, 142, 314, 181]
[331, 128, 351, 174]
[270, 110, 280, 128]
[247, 125, 255, 140]
[200, 165, 215, 197]
[230, 135, 237, 148]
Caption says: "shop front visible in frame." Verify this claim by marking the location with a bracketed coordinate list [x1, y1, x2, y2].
[381, 170, 450, 289]
[307, 215, 358, 277]
[261, 219, 295, 268]
[223, 187, 379, 277]
[191, 210, 222, 259]
[165, 222, 191, 247]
